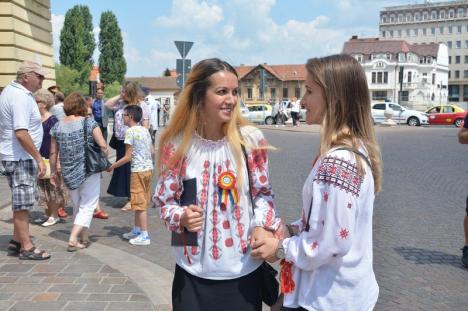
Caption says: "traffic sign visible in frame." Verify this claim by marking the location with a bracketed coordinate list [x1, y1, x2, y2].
[176, 59, 191, 74]
[176, 74, 187, 88]
[174, 41, 193, 58]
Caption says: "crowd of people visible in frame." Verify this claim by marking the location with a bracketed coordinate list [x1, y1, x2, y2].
[1, 54, 429, 310]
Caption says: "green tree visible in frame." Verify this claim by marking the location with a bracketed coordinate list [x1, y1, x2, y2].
[54, 64, 87, 96]
[163, 68, 171, 76]
[98, 11, 126, 84]
[59, 5, 95, 84]
[104, 81, 121, 98]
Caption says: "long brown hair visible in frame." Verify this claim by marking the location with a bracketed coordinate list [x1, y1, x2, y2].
[306, 54, 382, 193]
[122, 81, 140, 105]
[158, 58, 250, 183]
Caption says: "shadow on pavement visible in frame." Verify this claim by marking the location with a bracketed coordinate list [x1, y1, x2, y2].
[395, 246, 463, 268]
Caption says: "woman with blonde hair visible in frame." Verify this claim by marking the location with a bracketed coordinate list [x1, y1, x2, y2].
[34, 89, 68, 226]
[106, 81, 149, 210]
[251, 54, 382, 310]
[154, 58, 280, 311]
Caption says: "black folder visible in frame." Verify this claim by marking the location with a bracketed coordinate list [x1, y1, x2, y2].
[171, 178, 199, 246]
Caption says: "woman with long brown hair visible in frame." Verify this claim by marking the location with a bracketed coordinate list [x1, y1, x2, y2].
[154, 58, 280, 311]
[252, 54, 382, 310]
[106, 81, 149, 210]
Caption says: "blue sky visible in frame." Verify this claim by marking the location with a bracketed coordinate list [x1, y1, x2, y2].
[51, 0, 415, 77]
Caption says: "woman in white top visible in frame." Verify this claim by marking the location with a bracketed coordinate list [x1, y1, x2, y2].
[154, 58, 280, 311]
[251, 54, 382, 311]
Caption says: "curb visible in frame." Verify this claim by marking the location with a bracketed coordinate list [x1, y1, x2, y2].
[0, 207, 173, 309]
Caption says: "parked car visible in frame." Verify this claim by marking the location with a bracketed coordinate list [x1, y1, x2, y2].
[425, 104, 466, 127]
[246, 103, 274, 124]
[239, 101, 250, 119]
[371, 102, 429, 126]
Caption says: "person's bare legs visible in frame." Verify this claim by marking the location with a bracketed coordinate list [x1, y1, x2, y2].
[135, 210, 147, 232]
[68, 224, 85, 248]
[13, 210, 33, 250]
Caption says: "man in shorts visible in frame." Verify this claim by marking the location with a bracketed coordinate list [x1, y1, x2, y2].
[458, 113, 468, 267]
[0, 61, 50, 260]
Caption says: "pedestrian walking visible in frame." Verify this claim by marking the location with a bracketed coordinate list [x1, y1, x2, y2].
[290, 96, 300, 127]
[251, 54, 382, 311]
[108, 105, 154, 246]
[49, 92, 108, 251]
[458, 113, 468, 267]
[105, 82, 150, 211]
[92, 89, 110, 142]
[154, 58, 280, 311]
[34, 88, 68, 227]
[144, 94, 159, 143]
[0, 61, 51, 260]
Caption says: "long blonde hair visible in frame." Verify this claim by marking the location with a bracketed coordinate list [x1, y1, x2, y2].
[306, 54, 382, 193]
[158, 58, 250, 182]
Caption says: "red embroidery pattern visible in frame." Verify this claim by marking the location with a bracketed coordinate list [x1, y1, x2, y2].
[347, 202, 352, 209]
[311, 240, 318, 250]
[339, 228, 349, 239]
[323, 192, 329, 202]
[315, 156, 363, 197]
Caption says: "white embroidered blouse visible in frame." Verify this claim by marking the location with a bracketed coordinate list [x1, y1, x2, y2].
[282, 147, 379, 311]
[154, 126, 280, 280]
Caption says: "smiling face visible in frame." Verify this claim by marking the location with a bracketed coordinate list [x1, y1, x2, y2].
[200, 70, 239, 129]
[302, 74, 326, 125]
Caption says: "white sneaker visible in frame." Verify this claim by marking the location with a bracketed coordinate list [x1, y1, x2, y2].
[122, 231, 140, 240]
[129, 234, 150, 246]
[42, 217, 59, 227]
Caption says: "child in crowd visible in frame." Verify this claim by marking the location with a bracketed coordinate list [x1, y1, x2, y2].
[108, 105, 154, 245]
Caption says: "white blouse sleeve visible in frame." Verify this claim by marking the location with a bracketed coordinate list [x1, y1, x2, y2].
[242, 126, 281, 231]
[283, 152, 364, 271]
[153, 141, 187, 233]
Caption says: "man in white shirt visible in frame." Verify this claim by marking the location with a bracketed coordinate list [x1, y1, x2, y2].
[0, 61, 50, 260]
[50, 91, 65, 121]
[144, 94, 159, 143]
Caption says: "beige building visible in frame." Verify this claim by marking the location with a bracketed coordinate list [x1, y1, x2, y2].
[0, 0, 55, 89]
[236, 64, 306, 103]
[379, 0, 468, 108]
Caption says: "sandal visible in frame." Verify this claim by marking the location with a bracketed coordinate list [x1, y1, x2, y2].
[7, 239, 21, 256]
[19, 246, 51, 260]
[58, 207, 68, 218]
[67, 241, 86, 252]
[80, 240, 91, 248]
[93, 211, 108, 219]
[120, 202, 132, 211]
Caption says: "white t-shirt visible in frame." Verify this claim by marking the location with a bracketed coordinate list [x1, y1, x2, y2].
[0, 81, 43, 161]
[144, 95, 159, 130]
[124, 125, 153, 173]
[291, 100, 301, 113]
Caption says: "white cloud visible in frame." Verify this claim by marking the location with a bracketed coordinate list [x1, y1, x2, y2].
[154, 0, 223, 30]
[51, 14, 64, 62]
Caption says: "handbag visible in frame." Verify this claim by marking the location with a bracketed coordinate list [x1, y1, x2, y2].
[109, 133, 118, 150]
[83, 117, 111, 174]
[241, 144, 280, 307]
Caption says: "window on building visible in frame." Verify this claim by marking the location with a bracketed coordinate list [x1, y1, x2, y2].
[447, 41, 452, 48]
[282, 88, 288, 98]
[371, 72, 388, 84]
[398, 53, 405, 62]
[431, 11, 437, 19]
[458, 25, 462, 33]
[464, 85, 468, 101]
[440, 10, 445, 18]
[372, 91, 387, 101]
[415, 12, 421, 21]
[456, 40, 461, 48]
[449, 85, 459, 101]
[431, 27, 436, 35]
[422, 28, 427, 36]
[466, 25, 468, 32]
[355, 54, 363, 62]
[432, 73, 436, 85]
[464, 70, 468, 78]
[389, 30, 394, 37]
[381, 31, 386, 38]
[458, 8, 464, 18]
[448, 26, 453, 34]
[295, 88, 301, 99]
[449, 71, 451, 79]
[398, 14, 404, 22]
[455, 70, 460, 78]
[456, 55, 461, 63]
[465, 55, 468, 63]
[398, 29, 402, 37]
[406, 13, 412, 21]
[414, 29, 419, 36]
[399, 91, 409, 101]
[449, 56, 452, 64]
[423, 12, 428, 20]
[381, 15, 387, 23]
[270, 87, 276, 99]
[408, 71, 412, 83]
[390, 15, 395, 22]
[247, 88, 253, 99]
[439, 26, 444, 34]
[449, 9, 455, 18]
[465, 41, 468, 49]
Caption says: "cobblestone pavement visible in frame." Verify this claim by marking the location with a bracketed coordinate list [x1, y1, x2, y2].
[0, 125, 467, 310]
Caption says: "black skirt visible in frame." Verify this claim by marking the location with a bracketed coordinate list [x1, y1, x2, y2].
[106, 139, 130, 197]
[172, 264, 262, 311]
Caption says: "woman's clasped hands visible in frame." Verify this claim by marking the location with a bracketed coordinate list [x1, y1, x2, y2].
[180, 204, 204, 232]
[250, 227, 280, 263]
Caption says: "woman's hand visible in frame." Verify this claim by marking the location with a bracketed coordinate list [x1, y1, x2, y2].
[180, 205, 204, 232]
[250, 237, 280, 262]
[250, 226, 273, 247]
